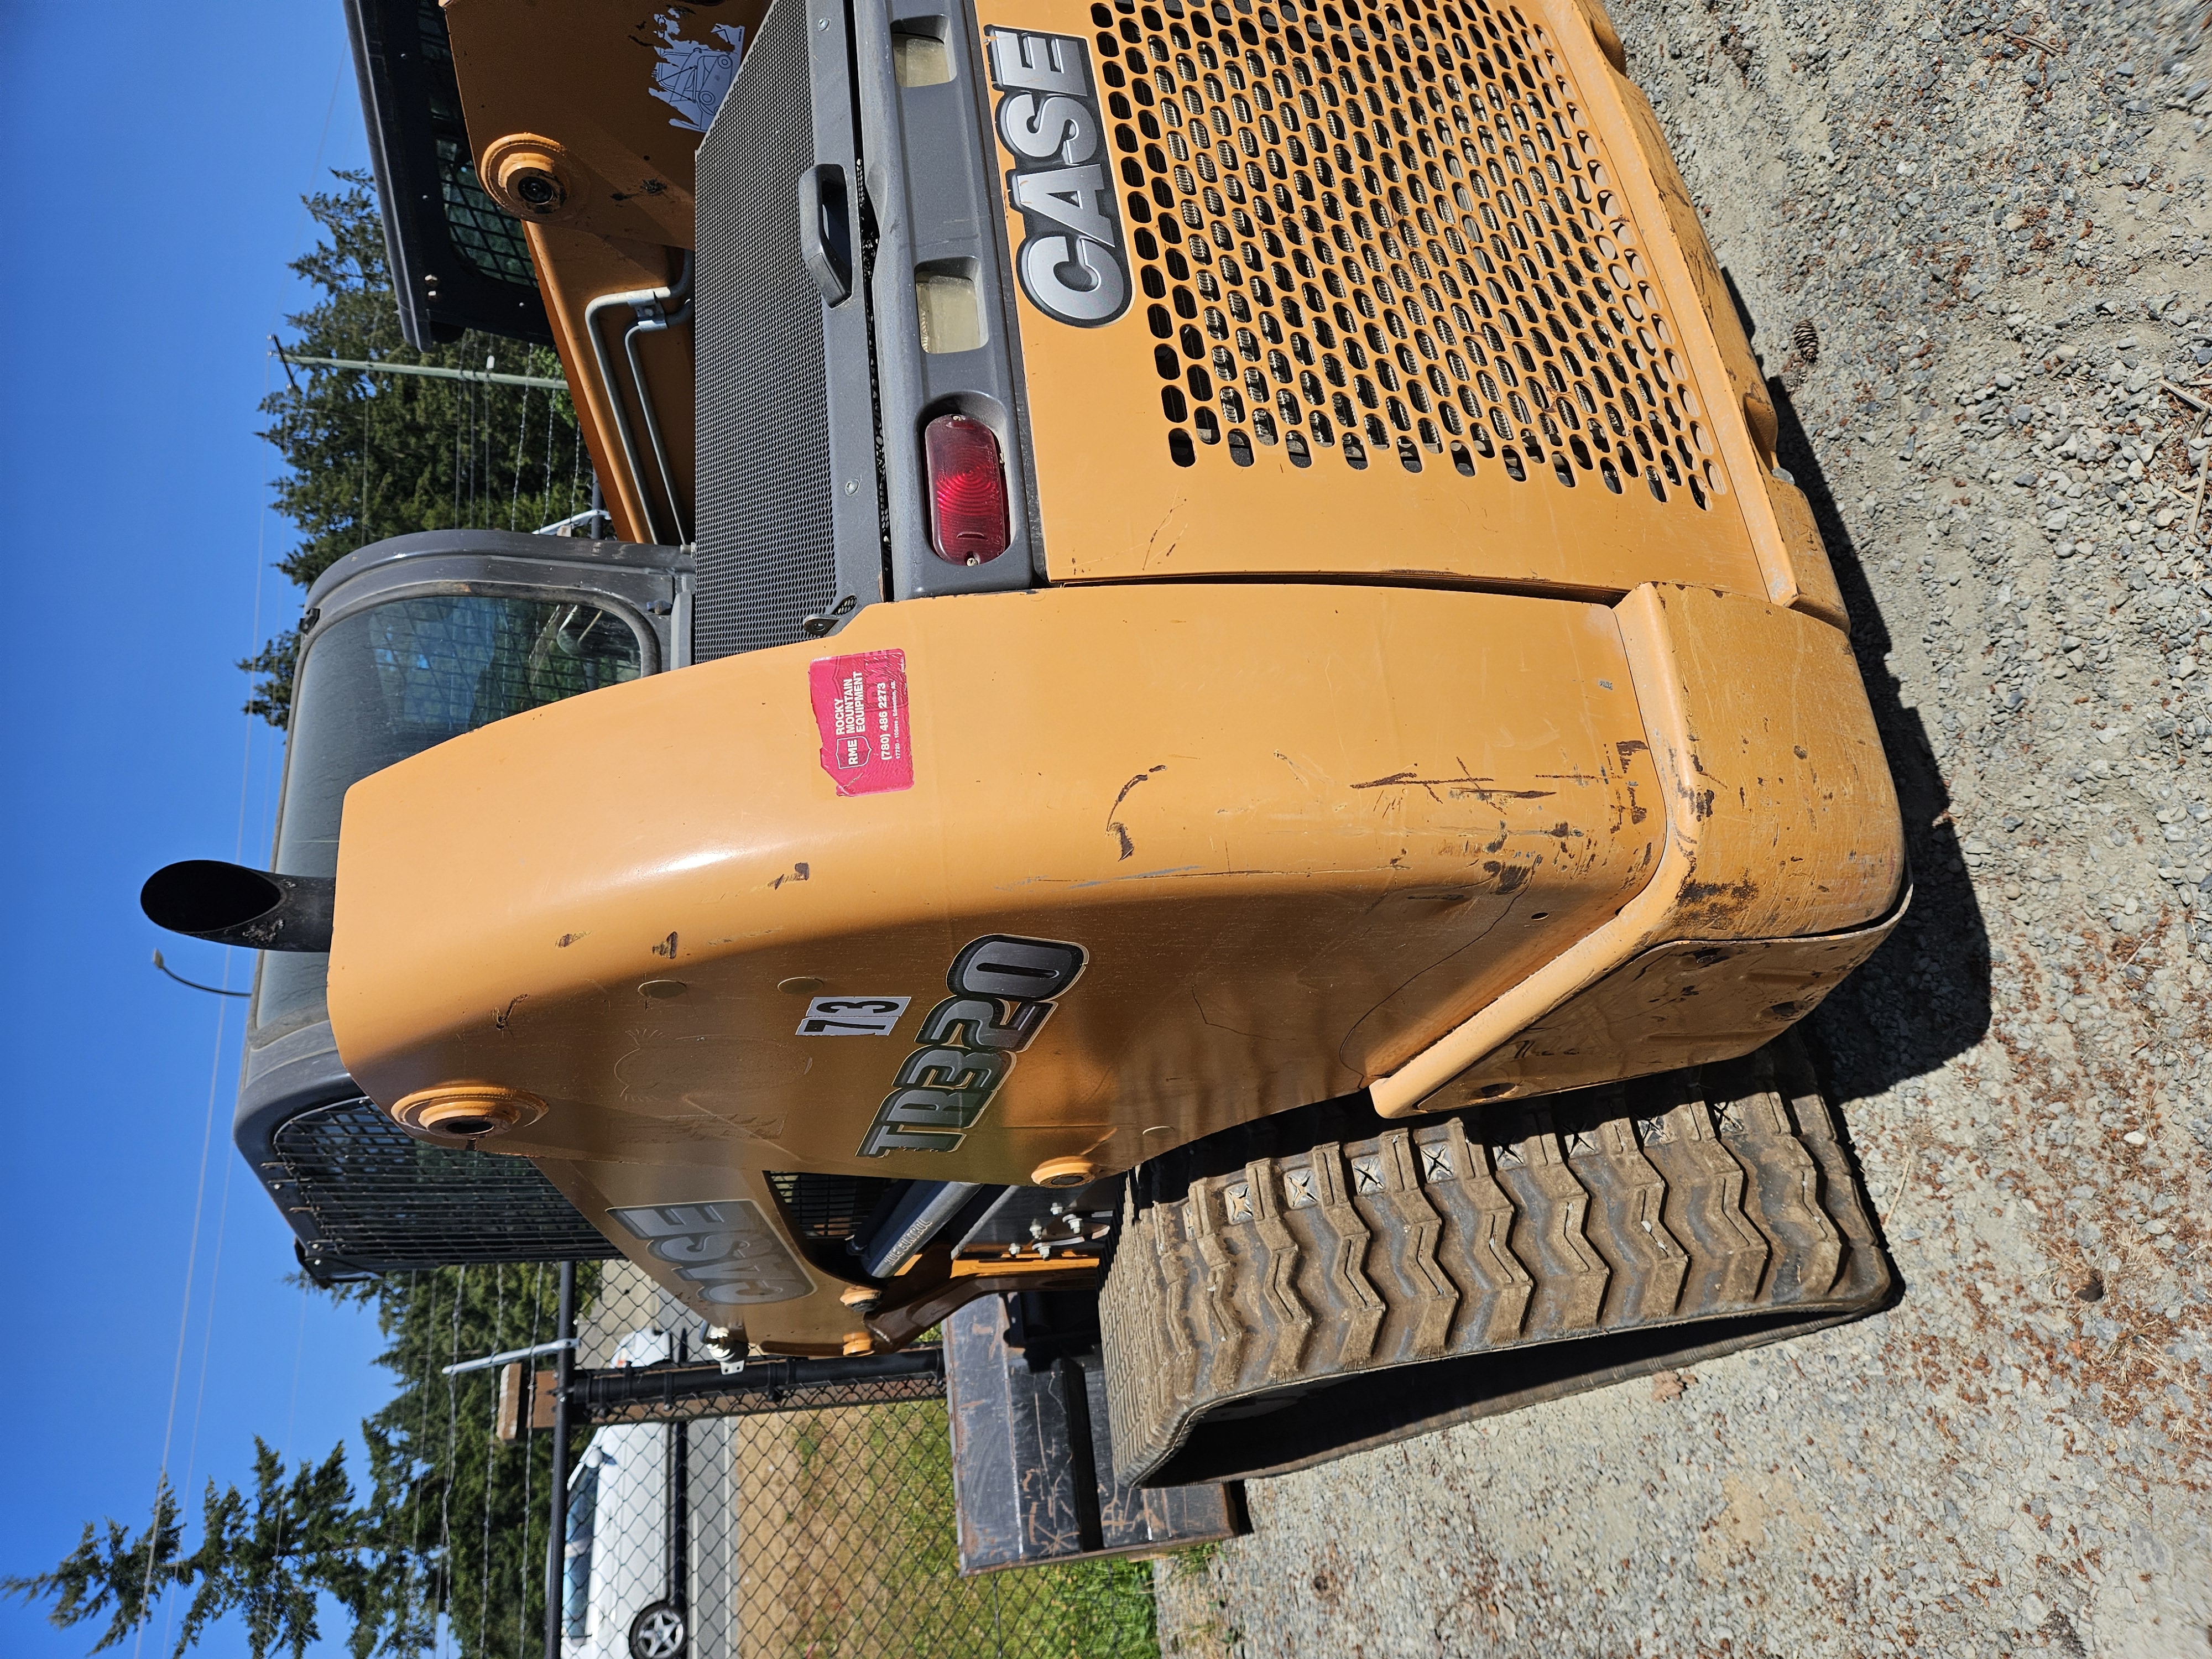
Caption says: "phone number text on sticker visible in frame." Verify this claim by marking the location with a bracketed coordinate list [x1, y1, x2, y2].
[810, 649, 912, 795]
[857, 935, 1088, 1157]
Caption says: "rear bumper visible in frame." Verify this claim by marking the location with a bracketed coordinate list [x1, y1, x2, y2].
[327, 578, 1900, 1344]
[1371, 580, 1905, 1115]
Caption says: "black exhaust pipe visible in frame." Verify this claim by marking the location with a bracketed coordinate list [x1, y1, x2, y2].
[140, 861, 336, 953]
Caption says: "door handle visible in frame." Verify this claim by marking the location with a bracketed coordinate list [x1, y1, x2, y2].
[798, 162, 853, 306]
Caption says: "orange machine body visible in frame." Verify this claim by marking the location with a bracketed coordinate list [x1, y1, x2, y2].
[331, 584, 1902, 1349]
[331, 0, 1903, 1349]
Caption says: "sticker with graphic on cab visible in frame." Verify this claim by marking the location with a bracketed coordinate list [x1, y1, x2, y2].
[810, 650, 912, 795]
[794, 995, 910, 1036]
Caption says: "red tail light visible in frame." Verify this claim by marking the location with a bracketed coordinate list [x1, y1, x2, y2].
[924, 414, 1010, 564]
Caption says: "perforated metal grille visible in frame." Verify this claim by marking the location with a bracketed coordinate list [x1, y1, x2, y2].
[764, 1171, 901, 1241]
[270, 1098, 612, 1270]
[1098, 0, 1723, 503]
[693, 0, 841, 661]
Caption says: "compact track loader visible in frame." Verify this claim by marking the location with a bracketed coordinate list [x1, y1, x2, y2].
[149, 0, 1906, 1486]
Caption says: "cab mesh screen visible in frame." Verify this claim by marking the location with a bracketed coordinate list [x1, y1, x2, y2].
[272, 1098, 612, 1270]
[693, 0, 841, 661]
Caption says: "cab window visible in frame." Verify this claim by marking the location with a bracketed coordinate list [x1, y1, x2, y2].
[254, 593, 644, 1036]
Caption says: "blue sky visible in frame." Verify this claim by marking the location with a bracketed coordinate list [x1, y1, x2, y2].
[0, 6, 396, 1655]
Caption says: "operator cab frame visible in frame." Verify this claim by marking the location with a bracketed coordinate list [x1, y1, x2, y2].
[236, 528, 689, 1280]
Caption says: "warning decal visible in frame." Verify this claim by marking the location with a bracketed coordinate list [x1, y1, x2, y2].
[808, 650, 913, 796]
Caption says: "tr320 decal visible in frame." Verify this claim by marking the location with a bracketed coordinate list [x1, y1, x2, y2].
[857, 934, 1088, 1157]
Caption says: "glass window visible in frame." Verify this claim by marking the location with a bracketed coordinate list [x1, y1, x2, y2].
[416, 0, 539, 287]
[254, 593, 644, 1036]
[436, 135, 538, 285]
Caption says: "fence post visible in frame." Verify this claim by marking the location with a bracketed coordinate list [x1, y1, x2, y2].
[543, 1261, 577, 1659]
[671, 1332, 690, 1623]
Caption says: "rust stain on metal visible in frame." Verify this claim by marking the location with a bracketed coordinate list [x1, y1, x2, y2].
[1678, 877, 1760, 916]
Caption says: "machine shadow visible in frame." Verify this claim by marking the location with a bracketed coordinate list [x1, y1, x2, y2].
[1762, 372, 1995, 1106]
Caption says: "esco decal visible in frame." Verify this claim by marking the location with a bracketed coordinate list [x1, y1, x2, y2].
[607, 1199, 814, 1305]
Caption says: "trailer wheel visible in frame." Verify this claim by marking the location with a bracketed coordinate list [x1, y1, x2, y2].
[628, 1601, 687, 1659]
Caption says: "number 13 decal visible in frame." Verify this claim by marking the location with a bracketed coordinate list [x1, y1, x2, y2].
[795, 996, 911, 1036]
[858, 936, 1087, 1157]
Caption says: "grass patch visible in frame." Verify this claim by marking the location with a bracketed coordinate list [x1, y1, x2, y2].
[734, 1400, 1158, 1658]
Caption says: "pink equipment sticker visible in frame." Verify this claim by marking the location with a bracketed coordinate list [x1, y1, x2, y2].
[809, 650, 914, 795]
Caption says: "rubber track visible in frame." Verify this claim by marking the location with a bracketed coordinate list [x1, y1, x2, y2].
[1100, 1035, 1891, 1486]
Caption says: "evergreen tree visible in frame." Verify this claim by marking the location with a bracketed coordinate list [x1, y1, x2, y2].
[246, 171, 592, 726]
[7, 1264, 595, 1659]
[9, 176, 611, 1659]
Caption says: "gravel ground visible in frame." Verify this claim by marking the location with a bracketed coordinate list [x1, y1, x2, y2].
[1154, 1, 2212, 1653]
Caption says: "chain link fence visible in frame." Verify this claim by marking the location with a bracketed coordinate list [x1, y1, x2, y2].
[558, 1265, 1163, 1659]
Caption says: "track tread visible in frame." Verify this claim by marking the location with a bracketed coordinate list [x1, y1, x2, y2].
[1302, 1144, 1387, 1371]
[1637, 1091, 1773, 1312]
[1564, 1113, 1690, 1327]
[1188, 1180, 1251, 1398]
[1102, 1034, 1893, 1486]
[1420, 1116, 1536, 1348]
[1243, 1157, 1316, 1382]
[1366, 1130, 1459, 1363]
[1491, 1107, 1611, 1340]
[1712, 1053, 1845, 1303]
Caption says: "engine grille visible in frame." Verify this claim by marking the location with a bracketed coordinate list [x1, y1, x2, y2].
[270, 1098, 612, 1271]
[764, 1171, 902, 1241]
[1109, 0, 1718, 505]
[693, 0, 841, 661]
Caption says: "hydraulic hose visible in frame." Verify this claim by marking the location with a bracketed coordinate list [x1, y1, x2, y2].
[583, 252, 695, 546]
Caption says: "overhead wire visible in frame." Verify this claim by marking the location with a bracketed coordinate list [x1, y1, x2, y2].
[160, 1146, 237, 1659]
[437, 1267, 466, 1656]
[568, 385, 585, 523]
[474, 370, 487, 525]
[544, 364, 561, 535]
[264, 1274, 314, 1609]
[404, 1272, 435, 1647]
[135, 62, 597, 1658]
[452, 392, 464, 529]
[131, 945, 230, 1659]
[165, 588, 274, 1601]
[478, 1266, 504, 1655]
[132, 58, 345, 1658]
[509, 373, 530, 531]
[516, 1262, 544, 1658]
